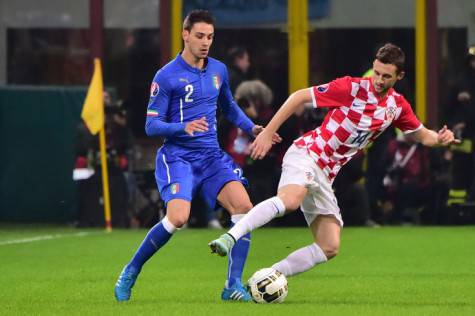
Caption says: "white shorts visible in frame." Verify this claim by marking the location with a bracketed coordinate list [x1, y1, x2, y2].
[278, 144, 343, 227]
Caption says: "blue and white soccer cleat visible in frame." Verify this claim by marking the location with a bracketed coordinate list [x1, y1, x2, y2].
[208, 233, 235, 257]
[114, 266, 139, 302]
[221, 282, 252, 302]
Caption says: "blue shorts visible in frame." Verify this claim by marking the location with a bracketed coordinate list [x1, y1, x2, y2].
[155, 144, 248, 209]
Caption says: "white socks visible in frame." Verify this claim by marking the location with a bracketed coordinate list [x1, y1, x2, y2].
[161, 216, 178, 234]
[272, 243, 327, 277]
[228, 196, 286, 241]
[231, 214, 245, 224]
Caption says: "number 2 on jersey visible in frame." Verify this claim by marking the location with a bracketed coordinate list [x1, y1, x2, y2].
[185, 84, 194, 102]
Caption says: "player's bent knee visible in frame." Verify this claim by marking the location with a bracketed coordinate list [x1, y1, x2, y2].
[281, 197, 301, 211]
[227, 200, 253, 215]
[237, 201, 253, 214]
[167, 214, 189, 228]
[320, 243, 340, 259]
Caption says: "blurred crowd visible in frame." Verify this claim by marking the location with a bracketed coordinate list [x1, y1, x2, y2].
[74, 47, 475, 228]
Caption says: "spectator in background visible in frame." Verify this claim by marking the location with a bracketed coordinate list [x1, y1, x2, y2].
[381, 131, 431, 224]
[334, 152, 378, 227]
[227, 46, 251, 94]
[220, 80, 277, 205]
[75, 91, 134, 228]
[448, 49, 475, 202]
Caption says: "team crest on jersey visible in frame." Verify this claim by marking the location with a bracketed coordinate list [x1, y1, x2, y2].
[170, 183, 180, 194]
[305, 171, 314, 181]
[212, 75, 220, 89]
[317, 84, 329, 93]
[150, 82, 159, 97]
[386, 106, 396, 121]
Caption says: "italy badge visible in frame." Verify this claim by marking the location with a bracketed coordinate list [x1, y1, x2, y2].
[170, 183, 180, 194]
[213, 75, 220, 90]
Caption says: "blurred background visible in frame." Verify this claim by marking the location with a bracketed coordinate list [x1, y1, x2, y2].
[1, 0, 475, 229]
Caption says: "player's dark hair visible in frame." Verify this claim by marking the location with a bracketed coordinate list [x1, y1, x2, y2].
[183, 10, 215, 31]
[376, 43, 405, 73]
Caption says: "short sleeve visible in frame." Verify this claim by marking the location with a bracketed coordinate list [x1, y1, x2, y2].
[392, 96, 423, 134]
[310, 76, 354, 108]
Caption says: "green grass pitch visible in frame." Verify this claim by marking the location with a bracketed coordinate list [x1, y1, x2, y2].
[1, 225, 474, 315]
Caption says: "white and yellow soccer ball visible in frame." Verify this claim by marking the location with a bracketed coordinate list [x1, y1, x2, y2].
[247, 268, 288, 303]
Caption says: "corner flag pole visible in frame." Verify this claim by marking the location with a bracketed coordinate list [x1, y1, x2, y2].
[99, 127, 112, 232]
[81, 58, 112, 232]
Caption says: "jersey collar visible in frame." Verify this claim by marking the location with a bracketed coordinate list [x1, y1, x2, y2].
[176, 53, 208, 74]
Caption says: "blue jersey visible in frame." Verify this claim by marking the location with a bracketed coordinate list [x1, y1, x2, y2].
[145, 54, 254, 208]
[145, 54, 254, 148]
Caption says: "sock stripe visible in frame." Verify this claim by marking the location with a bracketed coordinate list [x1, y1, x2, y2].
[226, 233, 236, 243]
[150, 239, 158, 250]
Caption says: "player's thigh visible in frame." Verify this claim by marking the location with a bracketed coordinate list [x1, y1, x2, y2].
[217, 180, 253, 215]
[155, 151, 194, 207]
[276, 184, 308, 213]
[309, 215, 341, 259]
[200, 152, 250, 212]
[166, 199, 191, 228]
[277, 144, 316, 212]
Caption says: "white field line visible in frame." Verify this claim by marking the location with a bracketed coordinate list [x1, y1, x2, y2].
[0, 231, 100, 246]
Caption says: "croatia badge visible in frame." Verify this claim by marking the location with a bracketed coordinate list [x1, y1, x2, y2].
[386, 106, 396, 121]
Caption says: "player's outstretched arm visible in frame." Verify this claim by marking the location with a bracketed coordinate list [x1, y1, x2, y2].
[251, 125, 282, 145]
[250, 88, 311, 160]
[409, 125, 461, 147]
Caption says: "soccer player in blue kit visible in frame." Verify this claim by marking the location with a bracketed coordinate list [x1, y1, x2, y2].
[114, 10, 280, 302]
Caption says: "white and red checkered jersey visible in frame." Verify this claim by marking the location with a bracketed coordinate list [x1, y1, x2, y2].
[294, 76, 423, 182]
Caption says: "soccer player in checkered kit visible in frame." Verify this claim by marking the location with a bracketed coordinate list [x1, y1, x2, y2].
[210, 43, 460, 277]
[115, 10, 280, 302]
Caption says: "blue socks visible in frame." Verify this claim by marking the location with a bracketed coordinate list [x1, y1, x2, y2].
[125, 214, 250, 289]
[127, 216, 176, 272]
[227, 214, 251, 288]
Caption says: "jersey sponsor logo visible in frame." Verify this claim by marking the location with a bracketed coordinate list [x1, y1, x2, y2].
[170, 183, 180, 194]
[147, 110, 159, 117]
[213, 75, 220, 90]
[317, 84, 329, 93]
[150, 82, 159, 97]
[179, 78, 189, 83]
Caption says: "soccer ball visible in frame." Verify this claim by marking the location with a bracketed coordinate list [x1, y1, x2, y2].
[247, 268, 288, 303]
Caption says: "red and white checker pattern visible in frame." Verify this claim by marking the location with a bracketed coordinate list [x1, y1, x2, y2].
[294, 76, 422, 182]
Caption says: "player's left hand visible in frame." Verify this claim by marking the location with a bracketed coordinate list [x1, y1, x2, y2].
[250, 130, 274, 160]
[437, 125, 461, 146]
[252, 125, 282, 145]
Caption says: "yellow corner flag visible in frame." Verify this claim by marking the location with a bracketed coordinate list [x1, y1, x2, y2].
[82, 58, 104, 135]
[82, 58, 112, 232]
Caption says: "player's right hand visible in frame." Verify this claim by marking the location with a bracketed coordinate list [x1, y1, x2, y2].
[185, 117, 208, 136]
[250, 130, 273, 160]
